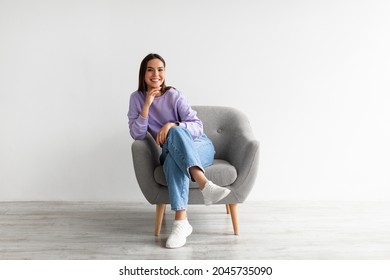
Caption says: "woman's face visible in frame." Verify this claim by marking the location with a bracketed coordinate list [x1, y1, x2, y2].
[144, 58, 165, 91]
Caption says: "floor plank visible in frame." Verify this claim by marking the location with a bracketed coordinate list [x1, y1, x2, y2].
[0, 201, 389, 260]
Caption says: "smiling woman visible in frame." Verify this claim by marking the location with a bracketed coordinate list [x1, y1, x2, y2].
[127, 53, 231, 249]
[137, 53, 168, 95]
[145, 62, 165, 95]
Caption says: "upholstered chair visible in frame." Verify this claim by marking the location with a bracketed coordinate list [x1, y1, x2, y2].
[131, 106, 260, 236]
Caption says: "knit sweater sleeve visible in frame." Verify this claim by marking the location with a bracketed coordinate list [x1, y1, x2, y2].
[176, 92, 203, 139]
[127, 91, 148, 140]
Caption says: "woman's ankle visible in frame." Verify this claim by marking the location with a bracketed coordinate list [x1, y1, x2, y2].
[175, 210, 187, 220]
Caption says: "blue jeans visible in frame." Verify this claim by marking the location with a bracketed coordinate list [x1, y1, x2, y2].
[160, 126, 215, 211]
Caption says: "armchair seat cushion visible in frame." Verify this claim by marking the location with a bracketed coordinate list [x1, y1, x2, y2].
[153, 159, 237, 188]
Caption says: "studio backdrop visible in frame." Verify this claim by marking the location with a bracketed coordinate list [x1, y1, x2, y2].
[1, 0, 389, 202]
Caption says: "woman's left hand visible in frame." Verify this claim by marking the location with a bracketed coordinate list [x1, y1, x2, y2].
[156, 122, 178, 145]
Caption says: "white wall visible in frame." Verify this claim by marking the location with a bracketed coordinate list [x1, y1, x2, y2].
[1, 0, 389, 202]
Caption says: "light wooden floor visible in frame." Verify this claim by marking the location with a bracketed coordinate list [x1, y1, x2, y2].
[0, 201, 389, 260]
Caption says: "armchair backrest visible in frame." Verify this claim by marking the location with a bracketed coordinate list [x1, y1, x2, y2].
[193, 106, 255, 160]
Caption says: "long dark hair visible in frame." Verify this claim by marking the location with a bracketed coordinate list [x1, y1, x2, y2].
[137, 53, 171, 94]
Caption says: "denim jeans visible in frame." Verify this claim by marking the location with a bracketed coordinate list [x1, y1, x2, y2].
[160, 126, 215, 211]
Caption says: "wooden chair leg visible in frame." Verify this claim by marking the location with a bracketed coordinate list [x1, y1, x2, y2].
[228, 204, 239, 235]
[226, 204, 230, 214]
[155, 204, 166, 236]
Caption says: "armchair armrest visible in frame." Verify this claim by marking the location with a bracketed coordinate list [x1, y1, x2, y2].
[226, 129, 260, 203]
[131, 133, 163, 204]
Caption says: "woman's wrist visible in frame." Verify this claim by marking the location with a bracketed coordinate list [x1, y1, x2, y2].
[140, 104, 150, 118]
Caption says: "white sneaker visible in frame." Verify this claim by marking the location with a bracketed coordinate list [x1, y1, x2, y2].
[201, 181, 231, 206]
[166, 219, 193, 249]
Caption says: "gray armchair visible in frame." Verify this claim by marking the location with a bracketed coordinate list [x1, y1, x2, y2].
[131, 106, 260, 236]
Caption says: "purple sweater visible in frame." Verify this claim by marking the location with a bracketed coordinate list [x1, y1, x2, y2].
[127, 88, 203, 140]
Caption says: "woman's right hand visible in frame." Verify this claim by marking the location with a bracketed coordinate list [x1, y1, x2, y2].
[141, 87, 161, 118]
[144, 87, 161, 107]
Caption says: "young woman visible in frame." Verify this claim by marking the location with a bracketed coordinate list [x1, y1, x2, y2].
[127, 53, 231, 249]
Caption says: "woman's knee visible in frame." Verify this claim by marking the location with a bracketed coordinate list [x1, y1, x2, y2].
[169, 125, 183, 134]
[168, 126, 190, 139]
